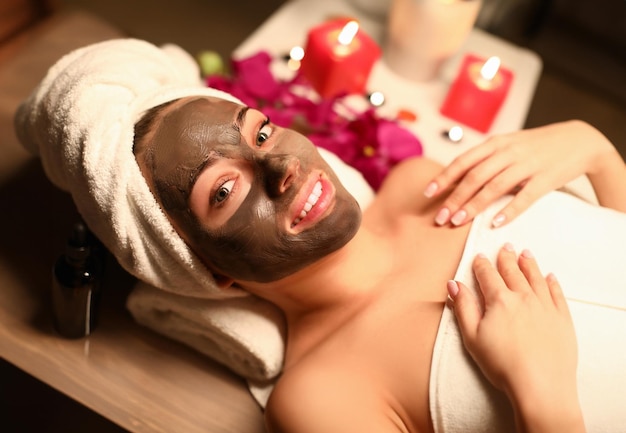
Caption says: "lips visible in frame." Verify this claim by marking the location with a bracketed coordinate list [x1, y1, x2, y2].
[292, 181, 322, 227]
[289, 174, 334, 230]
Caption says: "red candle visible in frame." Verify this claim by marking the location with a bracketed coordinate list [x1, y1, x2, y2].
[300, 19, 381, 98]
[440, 54, 514, 133]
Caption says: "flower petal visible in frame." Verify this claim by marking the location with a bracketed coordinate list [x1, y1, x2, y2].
[232, 51, 281, 101]
[377, 121, 423, 163]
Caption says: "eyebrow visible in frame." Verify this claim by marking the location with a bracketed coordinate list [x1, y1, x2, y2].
[186, 152, 220, 202]
[233, 106, 249, 133]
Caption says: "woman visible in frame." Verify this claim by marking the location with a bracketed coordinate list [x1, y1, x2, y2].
[16, 39, 626, 433]
[132, 94, 625, 433]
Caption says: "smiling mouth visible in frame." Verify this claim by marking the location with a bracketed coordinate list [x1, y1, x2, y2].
[291, 181, 322, 227]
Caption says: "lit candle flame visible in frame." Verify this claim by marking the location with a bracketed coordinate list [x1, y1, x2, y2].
[480, 56, 501, 81]
[338, 21, 359, 46]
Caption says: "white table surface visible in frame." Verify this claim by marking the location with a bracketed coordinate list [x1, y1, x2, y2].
[235, 0, 543, 167]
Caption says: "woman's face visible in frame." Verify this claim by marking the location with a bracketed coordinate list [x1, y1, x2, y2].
[142, 96, 362, 283]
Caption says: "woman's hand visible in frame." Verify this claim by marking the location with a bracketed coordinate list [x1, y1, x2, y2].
[448, 244, 586, 432]
[424, 120, 622, 227]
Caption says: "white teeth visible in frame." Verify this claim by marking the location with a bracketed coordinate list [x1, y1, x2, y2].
[313, 182, 322, 196]
[292, 181, 322, 227]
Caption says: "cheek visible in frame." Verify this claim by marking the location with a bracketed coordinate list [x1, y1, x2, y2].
[195, 199, 280, 268]
[225, 200, 279, 251]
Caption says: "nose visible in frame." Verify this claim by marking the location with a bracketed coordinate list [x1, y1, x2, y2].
[259, 153, 300, 197]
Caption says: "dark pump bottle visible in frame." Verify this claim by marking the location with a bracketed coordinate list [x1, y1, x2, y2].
[51, 222, 102, 338]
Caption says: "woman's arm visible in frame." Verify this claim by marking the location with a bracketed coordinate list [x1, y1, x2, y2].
[423, 120, 626, 227]
[583, 121, 626, 211]
[448, 244, 586, 433]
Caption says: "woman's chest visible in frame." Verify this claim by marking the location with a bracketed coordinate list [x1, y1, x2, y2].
[312, 221, 470, 431]
[311, 286, 445, 432]
[312, 262, 462, 432]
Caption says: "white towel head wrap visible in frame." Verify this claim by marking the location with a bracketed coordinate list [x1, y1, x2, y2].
[15, 38, 246, 298]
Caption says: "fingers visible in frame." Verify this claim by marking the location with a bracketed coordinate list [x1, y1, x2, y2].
[423, 138, 506, 225]
[423, 134, 549, 228]
[546, 273, 571, 316]
[496, 244, 533, 294]
[486, 179, 541, 228]
[434, 165, 540, 227]
[471, 243, 553, 294]
[472, 244, 561, 307]
[451, 245, 568, 361]
[424, 142, 498, 199]
[516, 248, 552, 303]
[471, 252, 508, 302]
[447, 280, 481, 342]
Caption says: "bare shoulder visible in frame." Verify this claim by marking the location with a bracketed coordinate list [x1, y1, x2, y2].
[366, 157, 445, 224]
[381, 156, 444, 192]
[265, 362, 402, 433]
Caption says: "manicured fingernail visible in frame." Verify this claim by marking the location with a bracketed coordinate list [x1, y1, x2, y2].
[492, 213, 506, 228]
[435, 207, 450, 226]
[521, 249, 534, 259]
[424, 182, 438, 198]
[503, 242, 515, 252]
[447, 280, 459, 298]
[476, 252, 487, 259]
[451, 209, 467, 226]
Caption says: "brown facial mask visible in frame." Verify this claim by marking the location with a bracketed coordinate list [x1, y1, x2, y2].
[147, 97, 362, 283]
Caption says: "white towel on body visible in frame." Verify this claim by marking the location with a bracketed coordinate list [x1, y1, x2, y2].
[14, 38, 375, 384]
[430, 191, 626, 433]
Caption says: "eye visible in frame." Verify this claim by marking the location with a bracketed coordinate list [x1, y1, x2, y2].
[214, 179, 235, 204]
[256, 118, 273, 147]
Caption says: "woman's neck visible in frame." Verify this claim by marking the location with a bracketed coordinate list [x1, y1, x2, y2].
[247, 223, 390, 308]
[240, 223, 394, 363]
